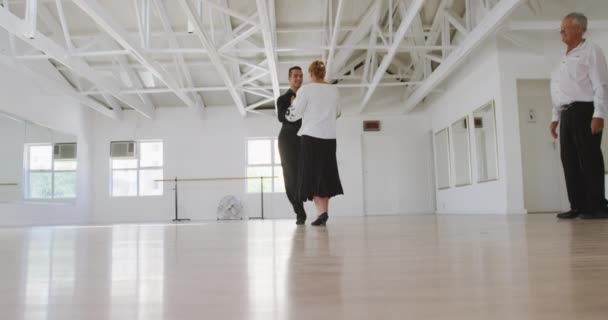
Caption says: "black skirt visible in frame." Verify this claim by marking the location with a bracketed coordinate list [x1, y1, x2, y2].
[297, 135, 344, 201]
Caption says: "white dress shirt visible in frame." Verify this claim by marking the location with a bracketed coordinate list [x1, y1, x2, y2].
[551, 40, 608, 122]
[286, 83, 341, 139]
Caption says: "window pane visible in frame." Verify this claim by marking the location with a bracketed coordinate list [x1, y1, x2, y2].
[54, 172, 76, 198]
[274, 139, 281, 165]
[29, 145, 52, 170]
[139, 169, 163, 196]
[248, 140, 271, 165]
[112, 159, 138, 169]
[54, 160, 77, 171]
[247, 166, 272, 193]
[29, 172, 52, 199]
[140, 142, 163, 167]
[112, 170, 138, 197]
[274, 166, 285, 193]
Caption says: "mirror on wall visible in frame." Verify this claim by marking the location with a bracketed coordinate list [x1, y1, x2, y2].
[0, 110, 78, 202]
[0, 111, 25, 202]
[451, 117, 472, 186]
[473, 101, 499, 182]
[434, 128, 451, 189]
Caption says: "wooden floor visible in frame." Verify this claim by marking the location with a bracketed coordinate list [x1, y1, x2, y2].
[1, 214, 608, 320]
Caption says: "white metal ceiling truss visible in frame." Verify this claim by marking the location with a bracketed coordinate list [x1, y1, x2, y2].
[0, 0, 527, 118]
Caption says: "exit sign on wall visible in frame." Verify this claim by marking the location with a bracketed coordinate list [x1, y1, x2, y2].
[363, 120, 381, 132]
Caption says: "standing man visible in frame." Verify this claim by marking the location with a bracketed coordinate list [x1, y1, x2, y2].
[277, 66, 307, 224]
[550, 13, 608, 219]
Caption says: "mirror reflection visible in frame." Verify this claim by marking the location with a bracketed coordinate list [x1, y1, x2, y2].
[451, 117, 472, 186]
[0, 112, 25, 202]
[434, 128, 451, 189]
[0, 110, 77, 202]
[473, 102, 499, 182]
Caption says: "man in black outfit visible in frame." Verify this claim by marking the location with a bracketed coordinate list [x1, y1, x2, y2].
[277, 66, 306, 224]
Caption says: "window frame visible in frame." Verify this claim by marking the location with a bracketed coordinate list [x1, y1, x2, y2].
[110, 140, 164, 197]
[246, 137, 284, 194]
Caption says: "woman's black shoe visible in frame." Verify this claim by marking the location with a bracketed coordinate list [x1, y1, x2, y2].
[296, 213, 307, 225]
[311, 212, 328, 226]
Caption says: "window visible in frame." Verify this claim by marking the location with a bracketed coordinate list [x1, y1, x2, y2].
[247, 138, 284, 193]
[25, 144, 77, 199]
[111, 141, 163, 197]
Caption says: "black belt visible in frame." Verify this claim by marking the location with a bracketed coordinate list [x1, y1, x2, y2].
[561, 101, 594, 111]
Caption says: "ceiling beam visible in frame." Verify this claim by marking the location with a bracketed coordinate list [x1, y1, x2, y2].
[15, 44, 454, 60]
[246, 97, 274, 111]
[54, 0, 74, 51]
[178, 0, 246, 116]
[200, 0, 260, 28]
[401, 0, 449, 101]
[101, 93, 123, 119]
[403, 0, 525, 113]
[329, 1, 381, 79]
[23, 0, 37, 39]
[218, 25, 258, 52]
[71, 0, 196, 108]
[152, 0, 205, 109]
[219, 0, 251, 107]
[80, 81, 418, 95]
[113, 53, 156, 110]
[445, 9, 468, 36]
[42, 4, 155, 113]
[326, 0, 344, 80]
[0, 53, 116, 118]
[359, 0, 424, 112]
[508, 19, 608, 31]
[0, 5, 154, 118]
[256, 0, 280, 111]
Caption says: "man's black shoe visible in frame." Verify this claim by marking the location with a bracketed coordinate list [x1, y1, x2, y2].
[580, 210, 608, 220]
[557, 210, 580, 219]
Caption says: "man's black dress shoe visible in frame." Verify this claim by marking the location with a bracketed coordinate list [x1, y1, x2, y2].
[580, 210, 608, 220]
[557, 210, 580, 219]
[296, 213, 307, 225]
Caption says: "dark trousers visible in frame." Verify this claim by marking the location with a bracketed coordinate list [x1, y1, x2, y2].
[278, 125, 306, 216]
[560, 102, 606, 212]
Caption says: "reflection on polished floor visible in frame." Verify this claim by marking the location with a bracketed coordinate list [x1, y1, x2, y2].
[1, 214, 608, 320]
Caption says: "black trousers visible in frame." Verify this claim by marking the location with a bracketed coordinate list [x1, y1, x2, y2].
[278, 125, 306, 216]
[560, 102, 606, 212]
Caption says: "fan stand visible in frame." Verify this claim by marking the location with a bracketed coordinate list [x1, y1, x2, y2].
[172, 177, 190, 222]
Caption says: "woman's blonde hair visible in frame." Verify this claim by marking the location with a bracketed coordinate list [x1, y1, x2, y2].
[308, 60, 326, 80]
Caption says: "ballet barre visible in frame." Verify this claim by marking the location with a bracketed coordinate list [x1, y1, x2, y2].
[155, 176, 277, 222]
[0, 183, 19, 186]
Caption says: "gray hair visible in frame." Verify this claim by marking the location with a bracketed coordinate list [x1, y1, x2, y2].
[565, 12, 588, 32]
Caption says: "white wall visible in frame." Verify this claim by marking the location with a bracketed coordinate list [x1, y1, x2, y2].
[89, 106, 434, 224]
[0, 61, 94, 226]
[423, 40, 512, 214]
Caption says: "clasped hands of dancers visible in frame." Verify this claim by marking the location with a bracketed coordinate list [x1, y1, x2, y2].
[277, 60, 343, 226]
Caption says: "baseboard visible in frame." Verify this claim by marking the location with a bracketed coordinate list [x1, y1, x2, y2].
[435, 209, 527, 215]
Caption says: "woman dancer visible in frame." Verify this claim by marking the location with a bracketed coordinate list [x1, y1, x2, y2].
[286, 60, 343, 226]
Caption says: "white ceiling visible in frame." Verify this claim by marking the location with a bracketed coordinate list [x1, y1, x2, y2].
[0, 0, 605, 119]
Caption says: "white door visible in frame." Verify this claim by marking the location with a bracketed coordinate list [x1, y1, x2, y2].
[362, 134, 400, 215]
[517, 80, 565, 213]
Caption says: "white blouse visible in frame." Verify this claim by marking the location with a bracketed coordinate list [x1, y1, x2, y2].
[286, 83, 341, 139]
